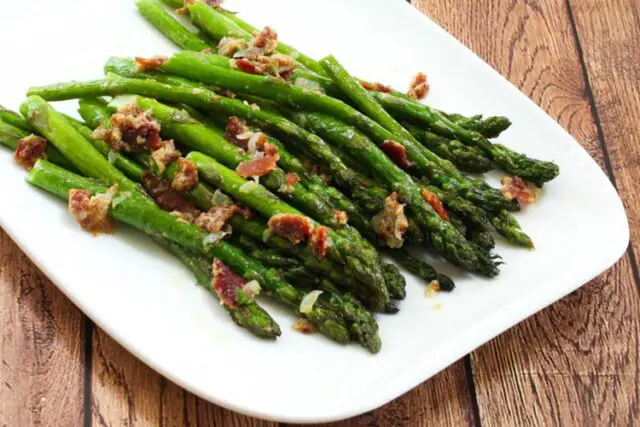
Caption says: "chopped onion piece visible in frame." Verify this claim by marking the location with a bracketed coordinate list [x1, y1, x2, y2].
[239, 180, 258, 193]
[241, 280, 261, 299]
[262, 228, 272, 242]
[294, 77, 323, 92]
[111, 191, 132, 208]
[202, 230, 230, 249]
[299, 290, 323, 314]
[211, 189, 232, 206]
[107, 150, 119, 164]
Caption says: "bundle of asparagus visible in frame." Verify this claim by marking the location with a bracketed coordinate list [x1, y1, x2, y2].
[1, 0, 559, 353]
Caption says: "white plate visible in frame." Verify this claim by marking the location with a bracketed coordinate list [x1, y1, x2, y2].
[0, 0, 629, 423]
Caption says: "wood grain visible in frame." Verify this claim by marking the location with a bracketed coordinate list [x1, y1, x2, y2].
[413, 0, 640, 425]
[568, 0, 640, 278]
[90, 328, 276, 427]
[0, 229, 85, 427]
[308, 360, 475, 426]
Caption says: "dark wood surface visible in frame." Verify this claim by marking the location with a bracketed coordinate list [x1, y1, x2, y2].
[1, 0, 638, 425]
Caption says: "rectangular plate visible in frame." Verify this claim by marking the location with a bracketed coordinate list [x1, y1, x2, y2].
[0, 0, 629, 423]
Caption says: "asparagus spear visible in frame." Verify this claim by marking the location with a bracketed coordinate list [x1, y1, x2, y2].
[288, 111, 499, 277]
[403, 122, 493, 174]
[0, 105, 32, 131]
[27, 159, 350, 344]
[230, 233, 381, 352]
[156, 238, 281, 339]
[373, 92, 559, 185]
[0, 119, 75, 170]
[136, 0, 211, 51]
[20, 96, 140, 193]
[447, 115, 512, 138]
[187, 3, 326, 75]
[389, 250, 455, 292]
[490, 210, 534, 249]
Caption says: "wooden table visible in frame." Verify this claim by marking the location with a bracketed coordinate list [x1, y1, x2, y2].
[2, 0, 639, 425]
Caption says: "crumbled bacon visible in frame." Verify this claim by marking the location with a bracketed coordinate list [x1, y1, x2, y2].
[424, 280, 441, 297]
[236, 154, 279, 178]
[267, 213, 314, 244]
[360, 81, 392, 93]
[218, 37, 247, 57]
[372, 192, 408, 249]
[257, 54, 296, 80]
[501, 176, 540, 203]
[150, 140, 181, 173]
[234, 58, 260, 74]
[134, 56, 168, 72]
[308, 226, 329, 259]
[195, 205, 238, 233]
[68, 185, 118, 234]
[211, 259, 245, 308]
[170, 210, 199, 224]
[251, 27, 278, 55]
[92, 102, 162, 153]
[225, 116, 250, 146]
[278, 172, 299, 194]
[14, 134, 47, 170]
[263, 142, 279, 156]
[171, 158, 199, 192]
[408, 72, 429, 100]
[292, 318, 316, 335]
[421, 188, 449, 221]
[141, 172, 200, 215]
[235, 205, 253, 219]
[333, 210, 348, 226]
[380, 140, 411, 168]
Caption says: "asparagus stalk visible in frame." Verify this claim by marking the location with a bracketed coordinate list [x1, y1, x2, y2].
[187, 3, 326, 75]
[155, 238, 281, 339]
[0, 119, 75, 170]
[27, 159, 350, 344]
[403, 122, 493, 174]
[0, 105, 32, 131]
[490, 210, 534, 248]
[372, 92, 559, 185]
[19, 96, 140, 193]
[136, 0, 211, 51]
[389, 250, 455, 292]
[230, 233, 381, 353]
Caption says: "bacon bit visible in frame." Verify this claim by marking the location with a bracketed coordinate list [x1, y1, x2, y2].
[225, 116, 250, 146]
[234, 58, 260, 74]
[211, 259, 245, 308]
[278, 172, 299, 194]
[333, 210, 348, 226]
[501, 176, 541, 203]
[308, 226, 329, 259]
[235, 205, 253, 219]
[217, 37, 247, 57]
[424, 280, 441, 297]
[421, 188, 449, 221]
[360, 81, 392, 93]
[373, 192, 409, 249]
[267, 213, 315, 244]
[236, 154, 279, 178]
[292, 318, 316, 335]
[257, 54, 296, 81]
[263, 141, 279, 156]
[201, 47, 213, 54]
[141, 172, 200, 215]
[68, 185, 118, 234]
[14, 134, 47, 170]
[150, 140, 181, 173]
[134, 56, 168, 72]
[251, 27, 278, 55]
[380, 140, 411, 168]
[170, 210, 199, 224]
[171, 158, 199, 192]
[218, 88, 236, 99]
[92, 102, 162, 153]
[408, 72, 430, 100]
[195, 205, 238, 233]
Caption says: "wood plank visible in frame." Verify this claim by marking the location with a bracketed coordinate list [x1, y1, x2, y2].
[0, 229, 85, 426]
[309, 360, 475, 427]
[413, 0, 640, 425]
[569, 0, 640, 276]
